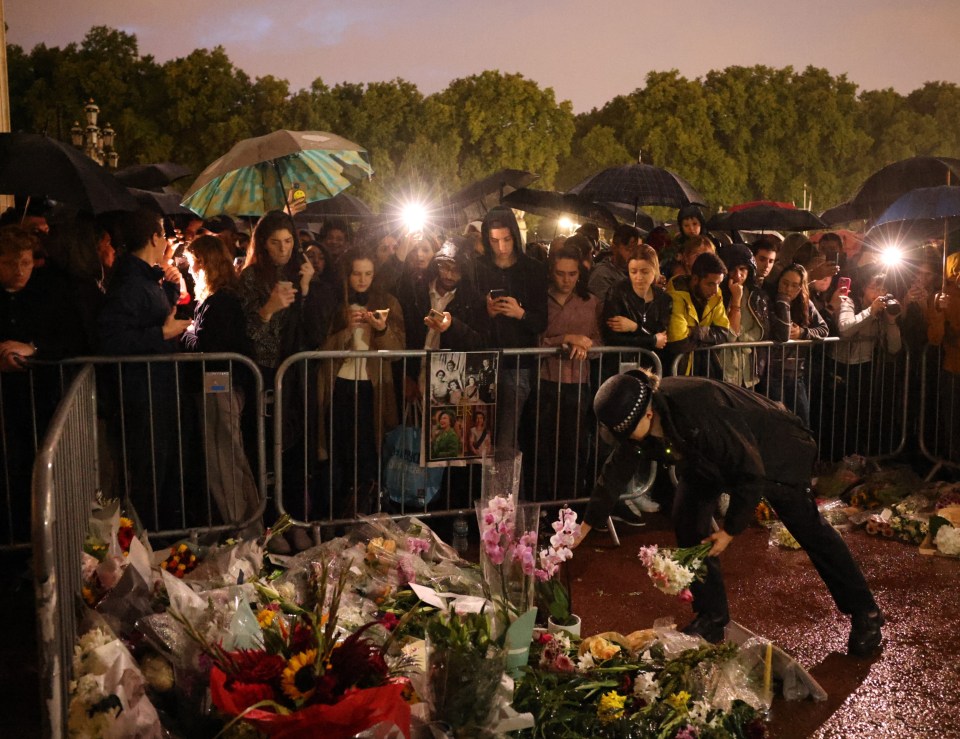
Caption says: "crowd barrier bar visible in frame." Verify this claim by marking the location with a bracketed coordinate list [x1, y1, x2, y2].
[669, 337, 910, 464]
[272, 346, 662, 531]
[918, 344, 960, 477]
[4, 354, 268, 552]
[33, 365, 98, 738]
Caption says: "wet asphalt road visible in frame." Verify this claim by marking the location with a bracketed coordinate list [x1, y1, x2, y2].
[570, 512, 960, 738]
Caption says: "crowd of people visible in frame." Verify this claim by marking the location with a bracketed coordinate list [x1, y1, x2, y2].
[1, 195, 958, 545]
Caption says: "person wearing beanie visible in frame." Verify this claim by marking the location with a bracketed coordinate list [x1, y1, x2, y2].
[579, 369, 884, 658]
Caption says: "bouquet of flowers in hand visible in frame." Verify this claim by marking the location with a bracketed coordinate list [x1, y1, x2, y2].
[535, 507, 581, 627]
[638, 542, 713, 602]
[171, 560, 412, 739]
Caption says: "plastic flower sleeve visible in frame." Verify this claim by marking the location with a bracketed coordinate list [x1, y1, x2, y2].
[184, 539, 264, 588]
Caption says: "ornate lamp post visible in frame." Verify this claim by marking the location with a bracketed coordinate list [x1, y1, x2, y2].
[69, 99, 118, 168]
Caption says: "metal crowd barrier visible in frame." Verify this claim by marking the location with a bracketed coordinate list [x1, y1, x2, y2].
[272, 346, 662, 530]
[0, 362, 80, 550]
[670, 337, 910, 464]
[33, 365, 98, 738]
[919, 344, 960, 476]
[5, 354, 268, 551]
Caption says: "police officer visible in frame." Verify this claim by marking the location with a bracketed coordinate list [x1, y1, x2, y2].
[580, 370, 884, 657]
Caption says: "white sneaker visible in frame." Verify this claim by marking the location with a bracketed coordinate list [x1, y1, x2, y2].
[631, 493, 660, 513]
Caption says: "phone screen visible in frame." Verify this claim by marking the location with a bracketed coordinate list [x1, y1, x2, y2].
[838, 277, 851, 297]
[489, 289, 507, 299]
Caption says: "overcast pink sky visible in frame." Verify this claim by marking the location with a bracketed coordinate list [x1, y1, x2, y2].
[6, 0, 960, 113]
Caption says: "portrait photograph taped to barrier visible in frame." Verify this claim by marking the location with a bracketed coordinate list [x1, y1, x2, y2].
[426, 350, 497, 463]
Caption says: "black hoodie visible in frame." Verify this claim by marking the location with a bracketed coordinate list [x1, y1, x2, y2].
[473, 207, 548, 365]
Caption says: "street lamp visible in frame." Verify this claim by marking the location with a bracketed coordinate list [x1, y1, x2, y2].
[69, 99, 119, 168]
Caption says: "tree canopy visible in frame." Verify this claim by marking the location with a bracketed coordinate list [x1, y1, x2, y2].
[8, 26, 960, 215]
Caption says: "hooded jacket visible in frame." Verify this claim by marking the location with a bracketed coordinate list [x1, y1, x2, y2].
[717, 243, 770, 386]
[473, 207, 548, 366]
[666, 274, 734, 375]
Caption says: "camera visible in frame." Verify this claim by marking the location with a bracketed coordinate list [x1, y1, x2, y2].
[879, 294, 901, 317]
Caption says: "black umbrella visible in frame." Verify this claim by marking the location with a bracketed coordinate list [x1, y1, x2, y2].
[128, 187, 195, 216]
[114, 162, 192, 190]
[849, 156, 960, 219]
[706, 205, 826, 232]
[0, 132, 137, 214]
[819, 200, 860, 226]
[596, 201, 656, 232]
[448, 168, 539, 222]
[501, 188, 623, 231]
[296, 192, 374, 221]
[568, 163, 707, 209]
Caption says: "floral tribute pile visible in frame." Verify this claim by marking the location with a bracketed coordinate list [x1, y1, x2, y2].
[68, 501, 770, 738]
[514, 624, 769, 738]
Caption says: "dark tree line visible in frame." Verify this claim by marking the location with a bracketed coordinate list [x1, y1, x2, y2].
[9, 26, 960, 212]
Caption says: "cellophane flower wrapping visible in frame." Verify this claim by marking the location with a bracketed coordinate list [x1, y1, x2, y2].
[69, 624, 163, 738]
[210, 671, 410, 739]
[425, 609, 505, 736]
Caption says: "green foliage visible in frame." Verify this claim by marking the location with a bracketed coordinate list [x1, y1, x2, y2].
[436, 70, 575, 188]
[8, 25, 960, 215]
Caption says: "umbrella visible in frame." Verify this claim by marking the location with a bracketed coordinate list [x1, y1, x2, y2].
[128, 187, 195, 216]
[297, 192, 374, 221]
[568, 163, 707, 209]
[448, 168, 539, 222]
[0, 132, 138, 214]
[114, 162, 191, 190]
[849, 156, 960, 219]
[706, 205, 826, 232]
[584, 200, 656, 232]
[181, 129, 374, 217]
[501, 188, 624, 231]
[819, 200, 860, 226]
[870, 186, 960, 290]
[873, 186, 960, 228]
[728, 200, 795, 212]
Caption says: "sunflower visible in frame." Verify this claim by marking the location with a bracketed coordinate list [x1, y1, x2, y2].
[280, 649, 318, 702]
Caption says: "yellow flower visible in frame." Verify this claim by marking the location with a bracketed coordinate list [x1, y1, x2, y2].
[82, 586, 95, 605]
[597, 691, 626, 723]
[257, 609, 276, 628]
[666, 691, 691, 711]
[281, 650, 318, 702]
[119, 517, 134, 529]
[582, 636, 621, 660]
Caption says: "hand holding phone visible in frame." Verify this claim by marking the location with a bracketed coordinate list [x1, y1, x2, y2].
[838, 277, 851, 297]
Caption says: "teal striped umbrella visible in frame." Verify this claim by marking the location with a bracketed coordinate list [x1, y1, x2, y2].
[181, 130, 373, 217]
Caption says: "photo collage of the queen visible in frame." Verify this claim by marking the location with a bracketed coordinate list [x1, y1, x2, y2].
[426, 350, 498, 463]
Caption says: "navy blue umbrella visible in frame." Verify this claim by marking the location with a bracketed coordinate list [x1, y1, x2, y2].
[872, 186, 960, 228]
[871, 185, 960, 291]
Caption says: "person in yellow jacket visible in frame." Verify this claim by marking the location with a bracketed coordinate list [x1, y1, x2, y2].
[666, 251, 737, 376]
